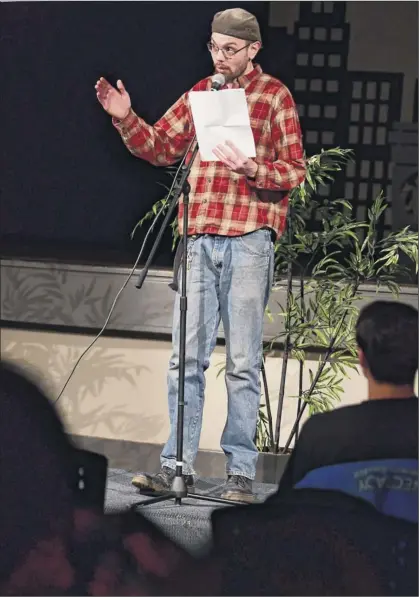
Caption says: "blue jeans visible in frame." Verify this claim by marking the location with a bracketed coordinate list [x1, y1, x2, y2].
[161, 229, 274, 480]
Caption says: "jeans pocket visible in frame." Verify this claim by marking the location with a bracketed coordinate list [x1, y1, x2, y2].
[236, 229, 272, 257]
[186, 236, 198, 270]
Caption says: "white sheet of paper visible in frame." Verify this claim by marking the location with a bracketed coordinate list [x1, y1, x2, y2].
[189, 89, 256, 161]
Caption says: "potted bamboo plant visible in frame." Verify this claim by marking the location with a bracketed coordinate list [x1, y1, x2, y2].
[132, 147, 418, 474]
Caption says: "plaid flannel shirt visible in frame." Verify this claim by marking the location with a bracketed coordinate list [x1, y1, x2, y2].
[113, 65, 305, 239]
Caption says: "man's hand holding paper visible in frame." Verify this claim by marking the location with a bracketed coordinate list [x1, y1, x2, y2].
[212, 140, 258, 178]
[189, 89, 257, 174]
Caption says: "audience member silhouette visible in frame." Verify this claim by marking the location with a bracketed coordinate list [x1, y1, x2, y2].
[0, 362, 213, 596]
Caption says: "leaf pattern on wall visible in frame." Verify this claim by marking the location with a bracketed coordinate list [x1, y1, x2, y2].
[1, 339, 165, 442]
[1, 261, 178, 336]
[1, 265, 124, 327]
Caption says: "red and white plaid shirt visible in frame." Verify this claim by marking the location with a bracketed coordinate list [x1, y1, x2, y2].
[113, 65, 305, 239]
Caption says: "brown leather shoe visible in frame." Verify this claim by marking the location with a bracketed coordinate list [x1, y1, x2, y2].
[220, 475, 255, 503]
[132, 467, 194, 493]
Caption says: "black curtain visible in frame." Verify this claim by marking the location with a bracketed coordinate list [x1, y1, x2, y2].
[1, 1, 271, 266]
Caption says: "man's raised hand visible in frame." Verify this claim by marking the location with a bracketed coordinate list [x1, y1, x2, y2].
[95, 78, 131, 120]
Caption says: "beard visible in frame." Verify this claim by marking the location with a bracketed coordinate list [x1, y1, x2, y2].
[214, 58, 251, 84]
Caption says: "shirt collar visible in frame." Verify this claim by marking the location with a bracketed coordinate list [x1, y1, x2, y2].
[237, 63, 262, 88]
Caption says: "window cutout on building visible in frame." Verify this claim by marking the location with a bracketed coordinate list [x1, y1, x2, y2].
[380, 82, 390, 100]
[359, 182, 368, 200]
[351, 104, 360, 121]
[314, 27, 327, 41]
[361, 160, 370, 178]
[374, 161, 383, 179]
[322, 131, 334, 145]
[328, 54, 341, 68]
[352, 82, 363, 99]
[366, 82, 377, 100]
[365, 104, 374, 122]
[297, 53, 309, 66]
[311, 79, 323, 92]
[379, 104, 388, 123]
[349, 126, 358, 144]
[306, 130, 319, 144]
[313, 2, 322, 13]
[299, 27, 310, 40]
[331, 28, 343, 41]
[313, 53, 325, 67]
[324, 105, 337, 118]
[345, 182, 354, 198]
[308, 104, 321, 117]
[326, 80, 339, 92]
[363, 127, 373, 144]
[346, 162, 356, 178]
[388, 162, 394, 179]
[358, 204, 368, 222]
[324, 2, 334, 13]
[295, 78, 307, 91]
[376, 127, 386, 145]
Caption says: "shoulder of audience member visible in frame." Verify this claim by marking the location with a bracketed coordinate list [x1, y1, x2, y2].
[298, 403, 360, 437]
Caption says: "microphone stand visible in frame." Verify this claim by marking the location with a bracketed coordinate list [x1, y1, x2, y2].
[132, 137, 243, 509]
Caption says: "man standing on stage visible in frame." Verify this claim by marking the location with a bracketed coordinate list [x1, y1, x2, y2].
[95, 8, 305, 502]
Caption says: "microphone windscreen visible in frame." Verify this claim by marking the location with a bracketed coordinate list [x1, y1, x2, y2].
[211, 73, 226, 90]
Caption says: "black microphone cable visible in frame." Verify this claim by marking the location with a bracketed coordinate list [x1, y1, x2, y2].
[54, 140, 195, 403]
[54, 72, 224, 403]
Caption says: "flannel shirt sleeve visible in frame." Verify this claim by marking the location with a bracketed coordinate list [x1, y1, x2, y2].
[248, 87, 306, 192]
[112, 92, 193, 167]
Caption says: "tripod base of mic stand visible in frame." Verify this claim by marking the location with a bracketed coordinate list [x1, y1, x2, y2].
[130, 475, 249, 509]
[131, 492, 247, 509]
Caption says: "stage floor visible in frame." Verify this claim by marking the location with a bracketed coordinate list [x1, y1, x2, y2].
[105, 469, 277, 555]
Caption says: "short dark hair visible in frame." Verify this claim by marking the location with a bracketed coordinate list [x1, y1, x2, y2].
[356, 300, 418, 385]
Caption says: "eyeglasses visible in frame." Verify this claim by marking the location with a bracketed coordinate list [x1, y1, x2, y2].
[207, 41, 252, 59]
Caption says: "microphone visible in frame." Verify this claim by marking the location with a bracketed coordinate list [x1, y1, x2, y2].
[211, 73, 225, 90]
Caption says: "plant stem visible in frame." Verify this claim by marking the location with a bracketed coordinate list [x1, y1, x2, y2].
[261, 354, 275, 452]
[281, 283, 358, 453]
[295, 273, 305, 440]
[274, 210, 294, 453]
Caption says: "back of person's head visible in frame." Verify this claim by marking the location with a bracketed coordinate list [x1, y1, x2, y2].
[0, 362, 201, 597]
[0, 361, 76, 582]
[355, 300, 418, 386]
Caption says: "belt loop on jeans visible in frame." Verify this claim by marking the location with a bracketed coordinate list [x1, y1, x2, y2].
[261, 227, 276, 243]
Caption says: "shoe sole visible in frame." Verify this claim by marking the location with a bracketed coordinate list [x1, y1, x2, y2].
[220, 490, 256, 504]
[132, 474, 195, 494]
